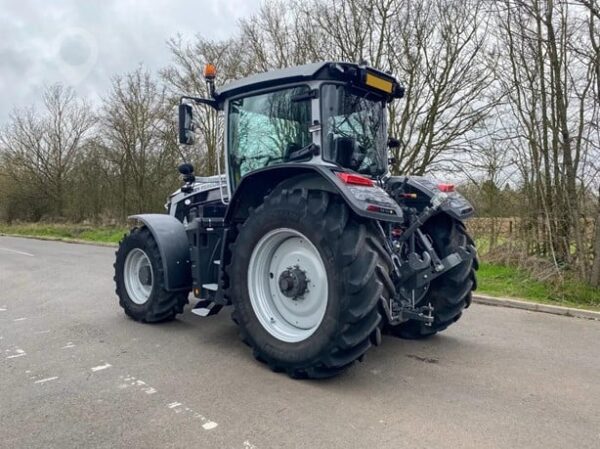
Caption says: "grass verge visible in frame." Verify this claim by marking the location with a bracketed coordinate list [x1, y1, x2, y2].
[0, 223, 127, 244]
[477, 262, 600, 311]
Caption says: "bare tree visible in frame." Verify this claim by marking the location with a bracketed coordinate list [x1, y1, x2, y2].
[101, 66, 179, 217]
[491, 0, 600, 278]
[0, 84, 95, 218]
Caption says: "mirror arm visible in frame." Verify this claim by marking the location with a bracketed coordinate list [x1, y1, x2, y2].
[179, 96, 219, 110]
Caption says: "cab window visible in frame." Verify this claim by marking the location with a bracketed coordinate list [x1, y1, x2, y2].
[228, 86, 312, 186]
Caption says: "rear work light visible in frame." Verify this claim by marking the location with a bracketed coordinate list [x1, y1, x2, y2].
[336, 172, 374, 187]
[437, 183, 455, 193]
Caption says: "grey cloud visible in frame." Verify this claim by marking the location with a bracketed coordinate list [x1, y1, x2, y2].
[0, 0, 261, 122]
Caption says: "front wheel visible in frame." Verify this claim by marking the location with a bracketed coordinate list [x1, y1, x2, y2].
[226, 188, 392, 379]
[114, 227, 188, 322]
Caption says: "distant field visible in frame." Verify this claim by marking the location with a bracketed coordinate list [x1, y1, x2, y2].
[1, 222, 598, 310]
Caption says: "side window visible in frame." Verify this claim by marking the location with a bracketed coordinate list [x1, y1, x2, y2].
[228, 86, 311, 185]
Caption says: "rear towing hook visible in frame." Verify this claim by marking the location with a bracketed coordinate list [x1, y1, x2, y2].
[384, 296, 435, 326]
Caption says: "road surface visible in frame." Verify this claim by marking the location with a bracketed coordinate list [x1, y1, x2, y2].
[1, 236, 599, 449]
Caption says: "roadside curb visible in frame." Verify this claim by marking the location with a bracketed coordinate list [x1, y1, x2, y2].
[473, 294, 600, 321]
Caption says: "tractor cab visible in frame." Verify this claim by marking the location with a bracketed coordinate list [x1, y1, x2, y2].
[178, 62, 404, 194]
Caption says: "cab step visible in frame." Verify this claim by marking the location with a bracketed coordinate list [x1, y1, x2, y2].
[202, 283, 218, 292]
[191, 299, 222, 317]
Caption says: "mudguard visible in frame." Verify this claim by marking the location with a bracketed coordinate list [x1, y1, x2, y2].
[129, 214, 192, 291]
[225, 164, 404, 224]
[386, 176, 475, 220]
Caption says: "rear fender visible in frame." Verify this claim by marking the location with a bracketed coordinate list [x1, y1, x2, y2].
[129, 214, 192, 291]
[386, 176, 475, 220]
[225, 164, 403, 223]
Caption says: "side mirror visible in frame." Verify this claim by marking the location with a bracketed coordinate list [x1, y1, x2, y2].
[178, 103, 194, 145]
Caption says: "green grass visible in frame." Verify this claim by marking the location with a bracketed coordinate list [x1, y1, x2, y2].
[477, 262, 600, 311]
[0, 223, 127, 244]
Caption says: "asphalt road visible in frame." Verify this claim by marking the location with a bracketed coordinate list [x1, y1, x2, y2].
[1, 236, 599, 449]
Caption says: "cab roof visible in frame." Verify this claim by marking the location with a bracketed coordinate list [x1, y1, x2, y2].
[215, 61, 403, 101]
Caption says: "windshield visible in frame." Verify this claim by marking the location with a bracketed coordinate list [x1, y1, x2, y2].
[321, 84, 387, 177]
[228, 86, 312, 186]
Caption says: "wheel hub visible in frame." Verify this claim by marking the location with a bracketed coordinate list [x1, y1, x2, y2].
[123, 248, 153, 305]
[247, 228, 329, 343]
[278, 266, 309, 299]
[139, 265, 152, 285]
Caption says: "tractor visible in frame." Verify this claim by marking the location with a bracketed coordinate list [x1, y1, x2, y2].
[114, 61, 478, 379]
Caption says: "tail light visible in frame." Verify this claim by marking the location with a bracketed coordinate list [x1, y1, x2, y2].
[437, 183, 455, 192]
[336, 172, 374, 187]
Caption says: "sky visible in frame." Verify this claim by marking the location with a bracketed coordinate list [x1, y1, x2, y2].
[0, 0, 262, 124]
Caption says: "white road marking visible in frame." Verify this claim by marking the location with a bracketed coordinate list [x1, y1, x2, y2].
[202, 421, 218, 430]
[62, 342, 75, 349]
[0, 247, 34, 257]
[6, 348, 26, 359]
[243, 441, 257, 449]
[34, 330, 50, 334]
[0, 307, 7, 312]
[117, 377, 217, 429]
[34, 376, 58, 384]
[118, 376, 157, 394]
[91, 363, 112, 372]
[13, 317, 28, 322]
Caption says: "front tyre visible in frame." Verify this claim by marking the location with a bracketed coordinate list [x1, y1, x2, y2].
[114, 227, 188, 322]
[226, 188, 391, 379]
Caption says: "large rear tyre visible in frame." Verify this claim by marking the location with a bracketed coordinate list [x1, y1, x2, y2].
[114, 227, 188, 323]
[226, 188, 392, 379]
[388, 214, 478, 339]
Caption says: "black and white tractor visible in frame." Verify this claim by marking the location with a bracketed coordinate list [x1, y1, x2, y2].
[114, 61, 478, 379]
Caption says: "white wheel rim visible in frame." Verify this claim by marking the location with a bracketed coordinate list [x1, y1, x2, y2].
[248, 228, 328, 343]
[124, 248, 153, 305]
